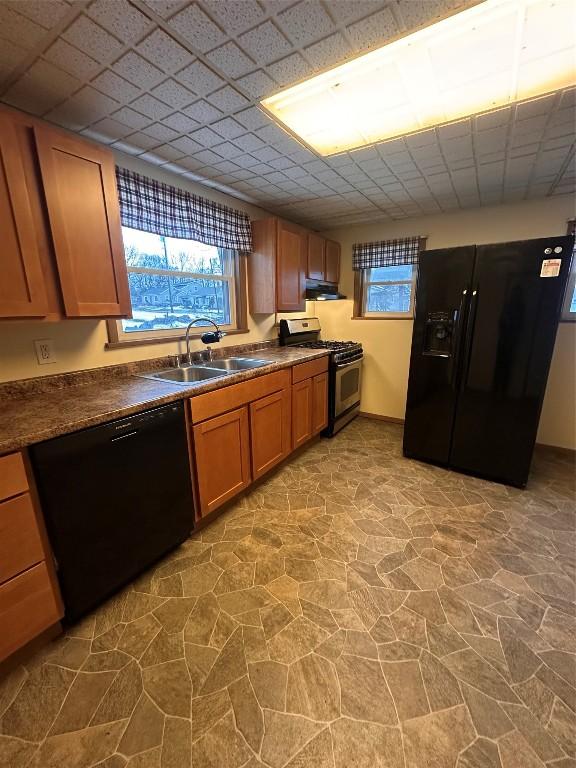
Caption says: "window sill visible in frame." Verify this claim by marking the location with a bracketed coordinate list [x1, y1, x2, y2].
[105, 327, 250, 349]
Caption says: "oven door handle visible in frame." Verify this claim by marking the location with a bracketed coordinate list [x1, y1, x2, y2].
[335, 357, 363, 369]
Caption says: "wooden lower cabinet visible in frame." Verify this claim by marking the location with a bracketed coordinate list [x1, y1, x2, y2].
[0, 494, 44, 584]
[193, 406, 251, 516]
[250, 389, 291, 480]
[0, 562, 62, 661]
[312, 372, 329, 434]
[292, 378, 313, 449]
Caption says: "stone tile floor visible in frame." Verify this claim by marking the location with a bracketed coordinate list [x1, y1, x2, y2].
[1, 419, 575, 768]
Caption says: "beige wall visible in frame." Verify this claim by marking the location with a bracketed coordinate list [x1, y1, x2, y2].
[315, 195, 576, 449]
[0, 151, 283, 383]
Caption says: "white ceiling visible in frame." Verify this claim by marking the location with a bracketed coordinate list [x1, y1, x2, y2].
[0, 0, 574, 230]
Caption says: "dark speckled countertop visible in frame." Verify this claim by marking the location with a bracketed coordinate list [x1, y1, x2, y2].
[0, 347, 329, 455]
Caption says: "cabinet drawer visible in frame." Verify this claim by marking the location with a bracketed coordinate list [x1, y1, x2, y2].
[0, 452, 28, 501]
[0, 493, 44, 584]
[189, 369, 290, 424]
[0, 561, 62, 662]
[292, 356, 328, 384]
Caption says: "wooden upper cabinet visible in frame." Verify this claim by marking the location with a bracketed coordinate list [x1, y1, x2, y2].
[0, 114, 48, 318]
[325, 239, 341, 284]
[34, 127, 131, 318]
[277, 220, 306, 312]
[250, 389, 291, 480]
[307, 233, 325, 280]
[248, 217, 306, 313]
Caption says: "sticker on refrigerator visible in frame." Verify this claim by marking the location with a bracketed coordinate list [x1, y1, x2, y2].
[540, 259, 561, 277]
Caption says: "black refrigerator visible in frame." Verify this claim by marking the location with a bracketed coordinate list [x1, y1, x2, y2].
[403, 235, 573, 488]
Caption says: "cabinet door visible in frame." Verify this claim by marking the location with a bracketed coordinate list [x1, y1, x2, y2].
[277, 220, 306, 311]
[325, 239, 341, 284]
[0, 114, 48, 318]
[193, 407, 251, 516]
[34, 127, 131, 318]
[250, 389, 291, 480]
[312, 372, 329, 434]
[292, 378, 312, 449]
[307, 233, 325, 280]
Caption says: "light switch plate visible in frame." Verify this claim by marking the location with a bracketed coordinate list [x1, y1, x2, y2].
[34, 339, 57, 365]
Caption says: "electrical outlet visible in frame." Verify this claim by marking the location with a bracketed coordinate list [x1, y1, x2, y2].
[34, 339, 56, 365]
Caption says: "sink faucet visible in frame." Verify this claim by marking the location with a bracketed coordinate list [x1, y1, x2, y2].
[185, 318, 225, 364]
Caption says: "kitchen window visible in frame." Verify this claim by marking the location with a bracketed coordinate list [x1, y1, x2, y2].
[108, 167, 251, 346]
[362, 264, 417, 317]
[562, 220, 575, 322]
[353, 236, 425, 319]
[108, 228, 246, 344]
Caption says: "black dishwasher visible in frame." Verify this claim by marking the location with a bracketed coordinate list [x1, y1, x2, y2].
[30, 401, 194, 623]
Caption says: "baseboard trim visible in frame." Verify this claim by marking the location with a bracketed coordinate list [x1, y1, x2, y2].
[535, 442, 576, 457]
[359, 411, 405, 424]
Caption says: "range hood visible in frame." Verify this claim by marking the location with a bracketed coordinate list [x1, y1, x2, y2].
[305, 280, 346, 301]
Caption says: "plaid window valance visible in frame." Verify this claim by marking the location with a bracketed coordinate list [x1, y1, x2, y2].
[352, 236, 424, 270]
[115, 167, 252, 252]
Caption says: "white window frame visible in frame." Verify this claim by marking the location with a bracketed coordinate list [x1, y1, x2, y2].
[109, 228, 241, 345]
[561, 251, 576, 322]
[361, 265, 418, 318]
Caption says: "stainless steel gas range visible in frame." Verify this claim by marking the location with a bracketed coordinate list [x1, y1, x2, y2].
[279, 318, 363, 436]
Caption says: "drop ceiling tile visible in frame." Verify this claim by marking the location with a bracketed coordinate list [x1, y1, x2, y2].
[251, 145, 283, 162]
[162, 111, 198, 132]
[193, 148, 222, 164]
[152, 79, 196, 109]
[154, 143, 186, 161]
[475, 126, 508, 155]
[87, 0, 153, 44]
[347, 6, 399, 52]
[167, 3, 226, 53]
[4, 0, 70, 29]
[234, 106, 270, 131]
[43, 40, 101, 80]
[114, 51, 165, 90]
[62, 15, 124, 65]
[172, 135, 203, 153]
[207, 85, 249, 111]
[142, 122, 180, 142]
[304, 32, 352, 68]
[438, 119, 471, 140]
[268, 156, 295, 170]
[0, 38, 28, 75]
[210, 117, 245, 139]
[112, 106, 152, 130]
[189, 126, 221, 147]
[238, 20, 292, 65]
[211, 141, 244, 159]
[182, 98, 222, 121]
[233, 133, 266, 152]
[141, 0, 188, 19]
[277, 1, 334, 47]
[200, 0, 264, 34]
[177, 60, 224, 95]
[267, 52, 313, 87]
[83, 117, 133, 141]
[130, 93, 173, 119]
[110, 138, 144, 155]
[235, 70, 277, 99]
[137, 29, 192, 73]
[3, 77, 64, 115]
[474, 107, 511, 131]
[206, 41, 255, 78]
[124, 131, 161, 150]
[63, 85, 121, 123]
[92, 70, 141, 102]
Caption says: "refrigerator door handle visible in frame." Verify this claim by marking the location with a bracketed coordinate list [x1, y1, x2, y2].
[450, 288, 469, 388]
[459, 286, 479, 389]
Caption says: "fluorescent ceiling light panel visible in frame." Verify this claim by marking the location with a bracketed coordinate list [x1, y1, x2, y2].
[261, 0, 576, 155]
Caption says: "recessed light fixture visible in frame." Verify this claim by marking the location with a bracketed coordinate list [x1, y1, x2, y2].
[261, 0, 576, 156]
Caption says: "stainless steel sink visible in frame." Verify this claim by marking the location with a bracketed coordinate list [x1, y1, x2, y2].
[138, 357, 270, 385]
[201, 357, 270, 371]
[139, 366, 228, 385]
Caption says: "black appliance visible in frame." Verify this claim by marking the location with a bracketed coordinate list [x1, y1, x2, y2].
[305, 280, 347, 301]
[279, 317, 363, 435]
[30, 402, 194, 622]
[404, 235, 574, 487]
